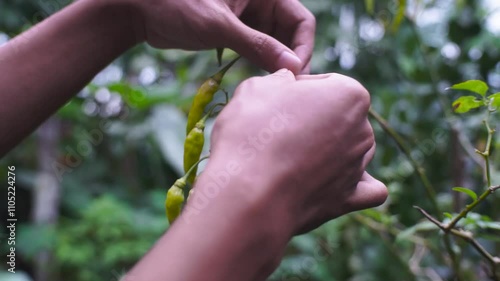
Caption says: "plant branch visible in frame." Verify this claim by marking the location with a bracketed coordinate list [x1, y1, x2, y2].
[369, 108, 440, 215]
[352, 214, 427, 246]
[368, 106, 462, 274]
[405, 15, 488, 278]
[482, 110, 494, 187]
[446, 185, 500, 230]
[446, 107, 497, 229]
[414, 206, 500, 275]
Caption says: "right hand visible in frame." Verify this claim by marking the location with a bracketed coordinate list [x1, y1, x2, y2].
[131, 0, 315, 74]
[195, 70, 388, 235]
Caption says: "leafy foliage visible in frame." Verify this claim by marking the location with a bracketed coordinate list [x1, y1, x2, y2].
[452, 187, 478, 202]
[449, 80, 489, 97]
[451, 96, 483, 113]
[1, 0, 499, 280]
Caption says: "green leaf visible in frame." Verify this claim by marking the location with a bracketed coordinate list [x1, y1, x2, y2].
[452, 96, 483, 113]
[443, 212, 453, 219]
[452, 187, 478, 201]
[449, 80, 489, 96]
[107, 83, 180, 109]
[489, 92, 500, 109]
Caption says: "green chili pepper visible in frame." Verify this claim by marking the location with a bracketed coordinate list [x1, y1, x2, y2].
[186, 56, 239, 135]
[165, 156, 209, 224]
[184, 116, 207, 185]
[165, 179, 186, 224]
[183, 103, 225, 185]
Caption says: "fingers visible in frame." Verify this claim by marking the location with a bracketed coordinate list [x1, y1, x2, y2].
[294, 74, 371, 116]
[296, 73, 332, 80]
[275, 0, 316, 74]
[231, 68, 296, 100]
[224, 16, 302, 74]
[346, 172, 388, 212]
[300, 62, 311, 74]
[269, 68, 296, 80]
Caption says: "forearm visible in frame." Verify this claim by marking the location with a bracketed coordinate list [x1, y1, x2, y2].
[0, 0, 141, 156]
[129, 157, 293, 281]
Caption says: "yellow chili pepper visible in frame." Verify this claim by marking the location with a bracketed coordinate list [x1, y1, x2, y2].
[165, 179, 186, 224]
[186, 57, 239, 135]
[183, 103, 225, 185]
[184, 116, 206, 185]
[165, 156, 209, 224]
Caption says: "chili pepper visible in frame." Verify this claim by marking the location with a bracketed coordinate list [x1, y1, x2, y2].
[165, 179, 186, 224]
[183, 103, 225, 185]
[184, 116, 206, 185]
[165, 156, 209, 224]
[186, 56, 239, 135]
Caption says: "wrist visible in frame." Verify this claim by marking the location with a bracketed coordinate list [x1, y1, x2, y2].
[195, 154, 294, 235]
[178, 157, 294, 279]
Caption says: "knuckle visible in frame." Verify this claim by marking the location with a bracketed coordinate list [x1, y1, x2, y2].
[349, 82, 370, 109]
[251, 33, 271, 56]
[330, 74, 370, 109]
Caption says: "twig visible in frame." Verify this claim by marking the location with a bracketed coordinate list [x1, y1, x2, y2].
[352, 213, 449, 269]
[369, 108, 440, 215]
[446, 185, 500, 230]
[414, 206, 500, 276]
[481, 110, 495, 187]
[352, 214, 427, 246]
[368, 106, 461, 274]
[405, 15, 481, 278]
[446, 107, 497, 230]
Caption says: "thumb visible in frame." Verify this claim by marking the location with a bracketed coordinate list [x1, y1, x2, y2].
[346, 172, 388, 212]
[224, 19, 302, 74]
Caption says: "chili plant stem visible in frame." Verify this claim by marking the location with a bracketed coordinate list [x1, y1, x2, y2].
[446, 110, 496, 230]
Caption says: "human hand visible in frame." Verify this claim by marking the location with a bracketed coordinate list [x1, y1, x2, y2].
[133, 0, 315, 74]
[196, 70, 387, 235]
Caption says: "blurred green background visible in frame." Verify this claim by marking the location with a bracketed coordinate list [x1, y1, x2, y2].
[1, 0, 499, 280]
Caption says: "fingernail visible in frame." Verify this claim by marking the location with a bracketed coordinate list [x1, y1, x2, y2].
[275, 68, 290, 74]
[277, 51, 302, 75]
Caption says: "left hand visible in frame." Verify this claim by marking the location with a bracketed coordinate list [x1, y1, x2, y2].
[131, 0, 315, 74]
